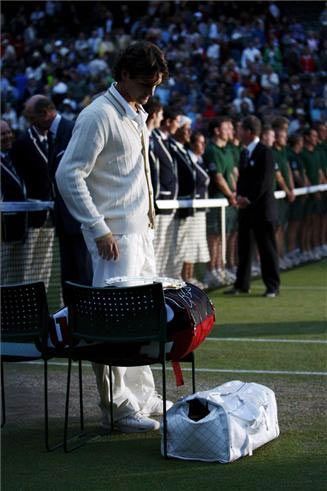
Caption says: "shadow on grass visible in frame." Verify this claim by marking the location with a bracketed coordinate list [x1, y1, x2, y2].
[2, 425, 325, 491]
[211, 321, 327, 338]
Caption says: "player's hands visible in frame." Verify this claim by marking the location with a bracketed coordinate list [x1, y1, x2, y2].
[228, 192, 238, 207]
[95, 233, 119, 261]
[287, 190, 296, 203]
[237, 195, 251, 208]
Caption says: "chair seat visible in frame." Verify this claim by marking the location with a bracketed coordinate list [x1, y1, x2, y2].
[69, 343, 161, 367]
[1, 342, 42, 359]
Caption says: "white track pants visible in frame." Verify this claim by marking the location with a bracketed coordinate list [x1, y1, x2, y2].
[82, 228, 157, 421]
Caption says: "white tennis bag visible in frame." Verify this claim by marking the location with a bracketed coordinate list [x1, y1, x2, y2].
[162, 380, 279, 462]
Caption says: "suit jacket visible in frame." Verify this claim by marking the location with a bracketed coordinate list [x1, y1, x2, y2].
[49, 117, 82, 235]
[187, 150, 210, 199]
[151, 129, 179, 201]
[11, 125, 52, 228]
[169, 138, 197, 218]
[1, 153, 28, 242]
[237, 142, 277, 223]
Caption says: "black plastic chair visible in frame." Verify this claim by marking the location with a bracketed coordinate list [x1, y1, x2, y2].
[63, 281, 175, 455]
[0, 281, 82, 451]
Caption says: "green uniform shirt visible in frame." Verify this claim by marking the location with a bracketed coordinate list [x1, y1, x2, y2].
[287, 147, 305, 182]
[316, 141, 327, 176]
[227, 142, 241, 168]
[272, 146, 291, 189]
[300, 147, 322, 185]
[204, 142, 235, 198]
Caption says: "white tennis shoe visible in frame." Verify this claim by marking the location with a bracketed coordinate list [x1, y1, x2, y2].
[142, 394, 173, 417]
[115, 412, 160, 433]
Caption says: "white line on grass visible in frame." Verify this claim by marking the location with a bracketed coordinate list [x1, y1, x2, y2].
[207, 337, 327, 344]
[178, 368, 327, 376]
[23, 361, 327, 376]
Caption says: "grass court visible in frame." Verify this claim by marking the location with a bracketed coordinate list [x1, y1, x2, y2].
[1, 261, 326, 490]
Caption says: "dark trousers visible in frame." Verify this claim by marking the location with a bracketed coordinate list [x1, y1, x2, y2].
[58, 233, 93, 303]
[235, 213, 280, 292]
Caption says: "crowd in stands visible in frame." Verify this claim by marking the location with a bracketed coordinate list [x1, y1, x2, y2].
[1, 1, 326, 290]
[1, 1, 327, 130]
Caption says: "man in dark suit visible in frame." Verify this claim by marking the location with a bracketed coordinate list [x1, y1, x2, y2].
[224, 116, 280, 297]
[0, 120, 27, 284]
[11, 98, 55, 289]
[13, 95, 92, 298]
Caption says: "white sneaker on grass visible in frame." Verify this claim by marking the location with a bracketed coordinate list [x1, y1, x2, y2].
[215, 268, 226, 284]
[224, 269, 236, 285]
[115, 412, 160, 433]
[203, 270, 220, 288]
[188, 277, 206, 289]
[142, 394, 173, 417]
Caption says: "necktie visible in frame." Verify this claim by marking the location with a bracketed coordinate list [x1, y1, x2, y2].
[47, 131, 54, 162]
[39, 136, 49, 157]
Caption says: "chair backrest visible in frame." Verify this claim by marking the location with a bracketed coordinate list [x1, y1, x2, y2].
[64, 282, 167, 345]
[1, 282, 49, 350]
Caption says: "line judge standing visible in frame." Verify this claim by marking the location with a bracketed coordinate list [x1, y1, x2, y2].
[56, 42, 173, 433]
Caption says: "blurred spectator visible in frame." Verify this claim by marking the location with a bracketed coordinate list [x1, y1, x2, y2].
[2, 102, 18, 131]
[262, 41, 283, 73]
[261, 64, 279, 90]
[300, 46, 316, 73]
[1, 1, 325, 132]
[241, 40, 262, 70]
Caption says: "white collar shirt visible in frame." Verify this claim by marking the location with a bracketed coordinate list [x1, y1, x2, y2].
[49, 113, 61, 138]
[32, 125, 48, 142]
[174, 140, 187, 153]
[246, 137, 260, 157]
[158, 129, 168, 140]
[188, 149, 200, 164]
[109, 83, 148, 132]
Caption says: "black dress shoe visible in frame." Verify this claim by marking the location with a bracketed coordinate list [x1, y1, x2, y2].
[224, 287, 250, 295]
[262, 290, 279, 298]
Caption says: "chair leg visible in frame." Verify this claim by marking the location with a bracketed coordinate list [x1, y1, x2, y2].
[162, 357, 168, 459]
[78, 360, 84, 431]
[191, 352, 196, 394]
[64, 358, 86, 452]
[1, 361, 5, 428]
[109, 365, 114, 432]
[64, 358, 72, 452]
[44, 359, 64, 451]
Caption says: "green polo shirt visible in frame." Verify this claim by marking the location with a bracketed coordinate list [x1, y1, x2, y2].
[204, 142, 235, 198]
[287, 147, 305, 181]
[301, 147, 322, 185]
[272, 146, 291, 189]
[227, 141, 241, 168]
[316, 141, 327, 176]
